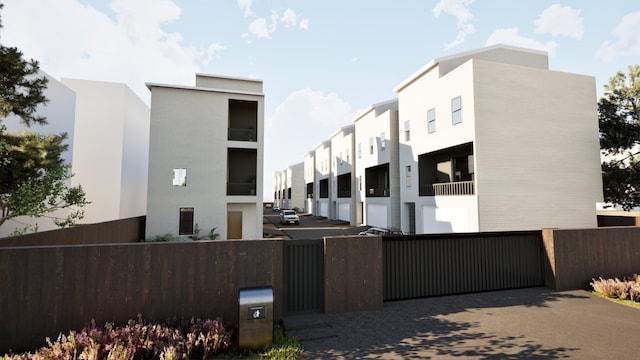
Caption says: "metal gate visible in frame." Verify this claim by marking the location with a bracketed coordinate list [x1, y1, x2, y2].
[383, 231, 545, 301]
[283, 239, 324, 315]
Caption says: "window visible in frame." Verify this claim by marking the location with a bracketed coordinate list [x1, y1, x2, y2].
[339, 152, 343, 165]
[173, 168, 187, 186]
[380, 132, 386, 150]
[404, 120, 410, 141]
[369, 137, 374, 154]
[406, 165, 412, 187]
[358, 143, 362, 158]
[346, 150, 349, 164]
[427, 108, 436, 133]
[179, 207, 194, 235]
[452, 96, 462, 124]
[358, 175, 362, 191]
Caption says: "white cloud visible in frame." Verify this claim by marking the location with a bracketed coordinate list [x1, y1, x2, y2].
[237, 0, 253, 18]
[486, 28, 557, 56]
[432, 0, 476, 50]
[299, 18, 309, 30]
[1, 0, 227, 104]
[248, 17, 270, 39]
[243, 8, 308, 41]
[264, 88, 356, 170]
[596, 12, 640, 62]
[534, 4, 584, 40]
[281, 8, 297, 27]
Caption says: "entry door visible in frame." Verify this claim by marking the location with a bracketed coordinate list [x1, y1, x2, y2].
[227, 211, 243, 239]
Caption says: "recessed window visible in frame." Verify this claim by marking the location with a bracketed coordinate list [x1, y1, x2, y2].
[369, 137, 374, 154]
[452, 96, 462, 124]
[173, 168, 187, 186]
[179, 207, 194, 235]
[427, 108, 436, 133]
[406, 165, 412, 187]
[358, 143, 362, 158]
[404, 120, 410, 141]
[380, 132, 386, 150]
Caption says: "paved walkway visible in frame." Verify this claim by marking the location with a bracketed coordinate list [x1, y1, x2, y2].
[283, 287, 640, 359]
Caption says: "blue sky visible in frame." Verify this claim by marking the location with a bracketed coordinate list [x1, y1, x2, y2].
[3, 0, 640, 200]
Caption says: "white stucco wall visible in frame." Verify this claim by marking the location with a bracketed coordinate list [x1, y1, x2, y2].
[146, 76, 264, 240]
[63, 78, 149, 225]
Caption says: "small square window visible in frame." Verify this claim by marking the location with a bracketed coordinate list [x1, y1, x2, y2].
[173, 168, 187, 186]
[452, 96, 462, 124]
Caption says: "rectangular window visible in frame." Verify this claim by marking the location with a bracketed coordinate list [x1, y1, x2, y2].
[404, 120, 410, 141]
[358, 175, 362, 191]
[406, 165, 412, 187]
[339, 152, 343, 165]
[173, 168, 187, 186]
[179, 207, 194, 235]
[346, 150, 349, 164]
[358, 143, 362, 158]
[452, 96, 462, 124]
[369, 137, 374, 154]
[427, 108, 436, 133]
[380, 132, 386, 150]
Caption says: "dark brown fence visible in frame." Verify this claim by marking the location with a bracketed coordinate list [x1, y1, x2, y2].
[383, 231, 544, 301]
[0, 216, 145, 247]
[0, 239, 283, 355]
[283, 239, 324, 315]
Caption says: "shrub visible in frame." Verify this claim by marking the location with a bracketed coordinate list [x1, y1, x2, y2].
[3, 315, 233, 359]
[591, 274, 640, 302]
[146, 233, 180, 242]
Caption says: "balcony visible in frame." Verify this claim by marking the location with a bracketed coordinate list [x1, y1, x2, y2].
[420, 181, 474, 196]
[228, 128, 256, 142]
[227, 182, 256, 196]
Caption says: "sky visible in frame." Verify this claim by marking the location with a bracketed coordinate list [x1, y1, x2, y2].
[2, 0, 640, 200]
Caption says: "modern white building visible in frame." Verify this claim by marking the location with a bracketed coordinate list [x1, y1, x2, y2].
[394, 44, 603, 233]
[1, 71, 77, 237]
[353, 99, 401, 230]
[273, 170, 285, 208]
[62, 78, 150, 226]
[286, 162, 305, 211]
[314, 140, 332, 218]
[329, 124, 357, 224]
[1, 73, 150, 237]
[303, 151, 316, 214]
[146, 74, 264, 240]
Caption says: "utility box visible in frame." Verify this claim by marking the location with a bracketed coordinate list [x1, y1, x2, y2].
[238, 287, 273, 350]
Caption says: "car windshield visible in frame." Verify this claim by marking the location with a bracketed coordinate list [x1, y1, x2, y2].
[283, 210, 296, 215]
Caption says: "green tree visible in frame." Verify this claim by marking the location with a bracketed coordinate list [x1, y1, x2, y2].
[0, 3, 88, 233]
[599, 65, 640, 210]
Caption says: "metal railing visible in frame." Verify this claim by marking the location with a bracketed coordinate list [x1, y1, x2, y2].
[420, 180, 474, 196]
[227, 182, 257, 195]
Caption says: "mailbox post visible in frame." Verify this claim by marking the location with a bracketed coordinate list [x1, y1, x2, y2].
[238, 287, 273, 350]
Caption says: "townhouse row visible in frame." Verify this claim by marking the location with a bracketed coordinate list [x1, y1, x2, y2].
[274, 44, 603, 234]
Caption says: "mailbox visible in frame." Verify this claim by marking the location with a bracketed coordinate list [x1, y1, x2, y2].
[238, 287, 273, 350]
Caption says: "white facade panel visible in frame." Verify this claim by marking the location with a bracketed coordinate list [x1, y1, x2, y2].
[366, 203, 388, 228]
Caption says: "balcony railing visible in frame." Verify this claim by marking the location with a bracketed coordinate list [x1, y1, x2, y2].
[420, 181, 474, 196]
[228, 128, 257, 142]
[337, 191, 352, 198]
[367, 187, 389, 197]
[227, 182, 257, 196]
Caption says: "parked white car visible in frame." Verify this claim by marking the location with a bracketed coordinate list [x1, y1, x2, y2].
[280, 209, 300, 225]
[358, 227, 404, 236]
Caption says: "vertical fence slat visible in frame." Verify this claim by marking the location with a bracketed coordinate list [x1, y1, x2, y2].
[383, 231, 544, 301]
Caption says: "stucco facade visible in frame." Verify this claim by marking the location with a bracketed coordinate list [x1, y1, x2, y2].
[353, 99, 401, 229]
[146, 74, 264, 240]
[63, 78, 150, 225]
[395, 44, 602, 233]
[329, 125, 357, 224]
